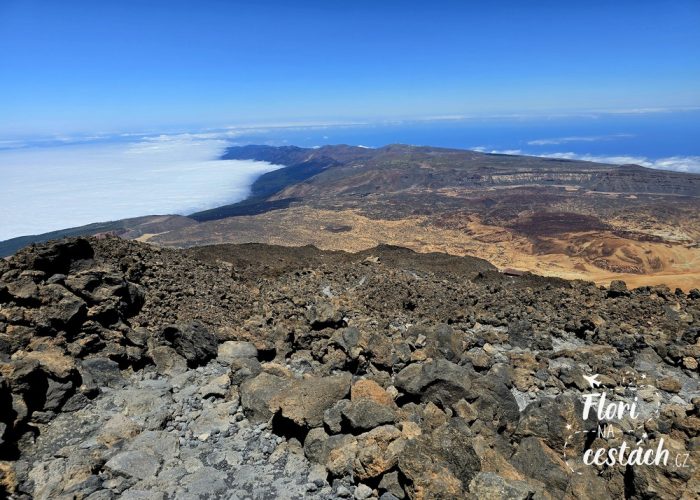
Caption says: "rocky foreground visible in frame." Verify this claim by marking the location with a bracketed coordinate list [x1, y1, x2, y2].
[0, 237, 699, 499]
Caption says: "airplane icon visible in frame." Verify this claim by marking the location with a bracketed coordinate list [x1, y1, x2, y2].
[583, 374, 602, 388]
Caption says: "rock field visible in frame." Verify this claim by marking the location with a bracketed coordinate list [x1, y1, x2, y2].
[0, 237, 698, 499]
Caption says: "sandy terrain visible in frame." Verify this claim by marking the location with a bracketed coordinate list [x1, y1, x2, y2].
[151, 206, 700, 291]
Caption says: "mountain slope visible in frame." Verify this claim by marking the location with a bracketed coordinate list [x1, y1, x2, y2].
[161, 145, 700, 290]
[4, 144, 699, 289]
[1, 237, 698, 498]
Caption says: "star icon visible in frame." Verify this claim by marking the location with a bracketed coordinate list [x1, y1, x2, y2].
[566, 424, 572, 430]
[642, 432, 648, 439]
[641, 374, 647, 379]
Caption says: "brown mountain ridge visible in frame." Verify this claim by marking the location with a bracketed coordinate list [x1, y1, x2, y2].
[3, 144, 699, 290]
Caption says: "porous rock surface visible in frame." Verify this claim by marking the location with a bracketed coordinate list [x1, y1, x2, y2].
[0, 237, 698, 499]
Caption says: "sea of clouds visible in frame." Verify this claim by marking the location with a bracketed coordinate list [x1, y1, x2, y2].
[472, 146, 700, 173]
[0, 134, 282, 241]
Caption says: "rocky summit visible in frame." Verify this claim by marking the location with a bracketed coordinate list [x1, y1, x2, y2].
[0, 237, 699, 499]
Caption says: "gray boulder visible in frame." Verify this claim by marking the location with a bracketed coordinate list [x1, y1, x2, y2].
[341, 399, 396, 431]
[217, 341, 258, 365]
[105, 450, 161, 480]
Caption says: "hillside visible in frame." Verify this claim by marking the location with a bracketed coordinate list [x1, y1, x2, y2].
[1, 237, 699, 498]
[3, 144, 699, 290]
[179, 145, 700, 290]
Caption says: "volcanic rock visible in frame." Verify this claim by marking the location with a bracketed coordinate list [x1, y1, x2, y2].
[1, 236, 699, 499]
[270, 373, 352, 428]
[157, 322, 217, 367]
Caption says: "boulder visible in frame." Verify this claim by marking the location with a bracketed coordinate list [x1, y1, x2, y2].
[514, 393, 596, 451]
[324, 399, 352, 434]
[331, 327, 360, 353]
[148, 346, 187, 376]
[428, 323, 462, 361]
[624, 459, 695, 499]
[303, 427, 331, 464]
[395, 359, 474, 407]
[378, 471, 406, 499]
[11, 348, 76, 380]
[354, 484, 373, 499]
[509, 437, 569, 495]
[105, 450, 161, 480]
[217, 341, 258, 365]
[304, 428, 358, 477]
[468, 472, 534, 499]
[351, 379, 395, 407]
[97, 414, 142, 447]
[38, 284, 87, 329]
[341, 399, 396, 431]
[80, 357, 124, 389]
[113, 386, 173, 431]
[270, 372, 352, 428]
[470, 374, 520, 430]
[199, 373, 230, 398]
[607, 280, 629, 298]
[354, 425, 406, 480]
[158, 322, 217, 367]
[240, 372, 290, 422]
[43, 377, 74, 411]
[308, 301, 344, 330]
[229, 357, 262, 385]
[398, 419, 480, 499]
[658, 376, 682, 393]
[16, 238, 94, 275]
[6, 278, 40, 304]
[190, 402, 238, 437]
[363, 333, 395, 369]
[127, 430, 179, 460]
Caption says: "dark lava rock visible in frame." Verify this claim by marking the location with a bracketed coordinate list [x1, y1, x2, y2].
[1, 237, 699, 499]
[607, 279, 629, 298]
[158, 321, 217, 367]
[395, 359, 475, 407]
[341, 399, 396, 431]
[510, 437, 569, 495]
[515, 393, 597, 451]
[14, 238, 94, 275]
[378, 471, 406, 499]
[80, 357, 125, 390]
[399, 419, 481, 498]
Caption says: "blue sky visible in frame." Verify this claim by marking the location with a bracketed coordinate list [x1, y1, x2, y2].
[1, 0, 699, 136]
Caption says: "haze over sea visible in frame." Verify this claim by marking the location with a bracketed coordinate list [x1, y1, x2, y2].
[1, 109, 698, 242]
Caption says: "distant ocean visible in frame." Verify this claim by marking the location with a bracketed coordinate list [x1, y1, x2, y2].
[1, 109, 698, 241]
[227, 109, 700, 172]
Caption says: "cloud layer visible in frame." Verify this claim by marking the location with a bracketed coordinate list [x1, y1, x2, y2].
[472, 147, 700, 173]
[0, 135, 282, 241]
[527, 133, 634, 146]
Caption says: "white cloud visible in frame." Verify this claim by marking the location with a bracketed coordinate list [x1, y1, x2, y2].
[539, 152, 700, 173]
[0, 135, 283, 241]
[495, 149, 524, 155]
[0, 139, 27, 149]
[471, 147, 700, 173]
[527, 133, 634, 146]
[649, 156, 700, 173]
[590, 106, 700, 115]
[472, 147, 523, 155]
